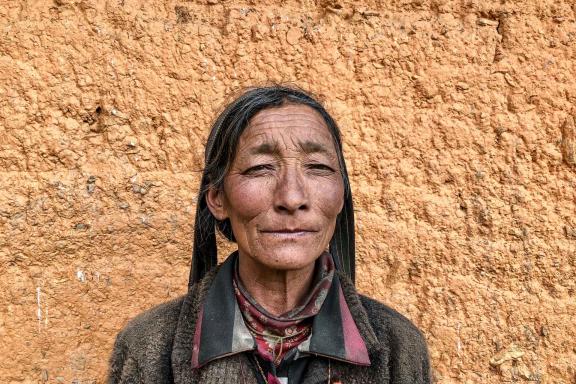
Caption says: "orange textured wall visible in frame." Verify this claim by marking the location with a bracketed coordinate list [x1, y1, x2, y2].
[0, 0, 575, 382]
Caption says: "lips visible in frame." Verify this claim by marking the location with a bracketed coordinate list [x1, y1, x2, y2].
[261, 225, 318, 232]
[259, 228, 318, 238]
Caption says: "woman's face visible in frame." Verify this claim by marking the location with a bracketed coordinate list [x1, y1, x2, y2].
[207, 104, 345, 272]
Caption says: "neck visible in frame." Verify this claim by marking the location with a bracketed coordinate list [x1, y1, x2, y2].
[237, 255, 316, 317]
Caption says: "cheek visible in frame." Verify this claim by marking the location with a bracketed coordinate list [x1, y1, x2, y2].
[223, 178, 273, 223]
[312, 178, 345, 217]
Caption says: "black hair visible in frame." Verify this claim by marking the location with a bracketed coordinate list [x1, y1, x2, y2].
[189, 85, 355, 286]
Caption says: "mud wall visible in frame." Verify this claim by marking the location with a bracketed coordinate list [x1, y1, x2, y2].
[0, 0, 575, 382]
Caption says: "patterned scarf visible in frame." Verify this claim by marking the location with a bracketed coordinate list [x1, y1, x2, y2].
[233, 252, 335, 369]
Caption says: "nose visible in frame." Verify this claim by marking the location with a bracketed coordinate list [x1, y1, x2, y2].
[274, 165, 309, 213]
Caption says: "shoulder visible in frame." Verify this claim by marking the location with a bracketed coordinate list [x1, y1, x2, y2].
[359, 295, 431, 382]
[113, 295, 186, 359]
[108, 296, 187, 383]
[336, 272, 429, 356]
[359, 295, 426, 345]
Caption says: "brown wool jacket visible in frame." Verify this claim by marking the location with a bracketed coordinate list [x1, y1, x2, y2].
[107, 267, 431, 384]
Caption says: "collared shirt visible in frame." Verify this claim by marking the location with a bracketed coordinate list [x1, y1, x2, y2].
[191, 252, 370, 383]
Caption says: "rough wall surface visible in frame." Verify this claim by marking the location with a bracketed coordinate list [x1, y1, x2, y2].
[0, 0, 575, 382]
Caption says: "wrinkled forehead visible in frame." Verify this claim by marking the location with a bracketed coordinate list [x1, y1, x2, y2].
[238, 104, 337, 152]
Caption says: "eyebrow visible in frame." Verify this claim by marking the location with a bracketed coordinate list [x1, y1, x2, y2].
[248, 140, 333, 156]
[249, 142, 280, 155]
[298, 140, 332, 155]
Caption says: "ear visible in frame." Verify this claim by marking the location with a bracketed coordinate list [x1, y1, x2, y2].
[206, 186, 228, 221]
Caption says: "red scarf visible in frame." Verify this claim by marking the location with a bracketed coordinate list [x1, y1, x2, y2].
[233, 252, 335, 366]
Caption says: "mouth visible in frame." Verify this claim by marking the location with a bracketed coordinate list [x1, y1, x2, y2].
[260, 228, 318, 237]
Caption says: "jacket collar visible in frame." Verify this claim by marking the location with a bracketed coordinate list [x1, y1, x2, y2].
[172, 254, 385, 384]
[299, 274, 389, 384]
[191, 253, 254, 368]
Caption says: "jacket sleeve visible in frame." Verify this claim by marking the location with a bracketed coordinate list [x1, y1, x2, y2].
[107, 331, 143, 384]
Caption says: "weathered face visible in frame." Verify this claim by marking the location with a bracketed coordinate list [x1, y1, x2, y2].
[207, 104, 344, 272]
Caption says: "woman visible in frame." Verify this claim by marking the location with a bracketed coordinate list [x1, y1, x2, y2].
[108, 86, 431, 384]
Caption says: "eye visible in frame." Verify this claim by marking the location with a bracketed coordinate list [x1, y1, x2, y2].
[306, 163, 336, 173]
[242, 164, 275, 175]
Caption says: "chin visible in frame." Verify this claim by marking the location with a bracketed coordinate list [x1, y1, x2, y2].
[252, 246, 323, 272]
